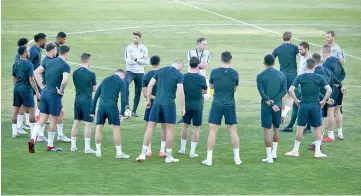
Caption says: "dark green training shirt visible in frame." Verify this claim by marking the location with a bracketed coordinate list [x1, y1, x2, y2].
[142, 70, 157, 97]
[12, 60, 34, 89]
[42, 57, 71, 95]
[91, 74, 126, 115]
[209, 67, 238, 107]
[272, 43, 299, 75]
[183, 73, 208, 110]
[256, 67, 287, 110]
[153, 66, 183, 107]
[73, 67, 97, 102]
[292, 73, 328, 104]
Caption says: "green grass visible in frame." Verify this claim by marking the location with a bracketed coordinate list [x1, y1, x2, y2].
[2, 0, 361, 195]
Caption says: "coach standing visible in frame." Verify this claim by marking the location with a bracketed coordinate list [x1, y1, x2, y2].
[124, 31, 149, 117]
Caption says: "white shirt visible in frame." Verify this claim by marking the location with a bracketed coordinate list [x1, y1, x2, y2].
[124, 43, 149, 73]
[331, 43, 345, 61]
[187, 48, 210, 77]
[298, 54, 312, 75]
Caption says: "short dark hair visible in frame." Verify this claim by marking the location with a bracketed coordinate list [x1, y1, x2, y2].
[322, 44, 331, 53]
[57, 32, 67, 38]
[221, 51, 232, 63]
[326, 30, 335, 37]
[312, 53, 322, 64]
[18, 45, 27, 56]
[150, 55, 160, 66]
[196, 37, 206, 44]
[264, 54, 275, 66]
[45, 43, 56, 52]
[34, 33, 46, 42]
[283, 31, 292, 41]
[299, 41, 309, 50]
[115, 69, 125, 74]
[17, 38, 28, 47]
[133, 31, 142, 37]
[81, 53, 91, 62]
[59, 45, 70, 55]
[306, 58, 316, 70]
[189, 57, 200, 68]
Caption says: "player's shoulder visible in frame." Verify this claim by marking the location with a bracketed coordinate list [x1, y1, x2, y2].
[203, 49, 210, 55]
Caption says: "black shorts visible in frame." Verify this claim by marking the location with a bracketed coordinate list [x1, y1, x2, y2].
[261, 107, 281, 129]
[183, 108, 203, 126]
[96, 107, 120, 126]
[74, 100, 94, 122]
[208, 104, 237, 125]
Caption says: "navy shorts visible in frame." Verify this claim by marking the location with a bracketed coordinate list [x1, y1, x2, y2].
[13, 87, 34, 107]
[39, 91, 62, 116]
[297, 103, 322, 127]
[329, 86, 343, 107]
[148, 104, 176, 124]
[283, 72, 297, 91]
[261, 107, 281, 129]
[208, 104, 237, 125]
[96, 107, 120, 126]
[74, 100, 94, 122]
[183, 108, 203, 126]
[144, 100, 156, 122]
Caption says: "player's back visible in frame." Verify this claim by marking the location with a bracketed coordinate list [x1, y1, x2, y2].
[272, 43, 298, 74]
[142, 70, 157, 97]
[210, 67, 238, 106]
[41, 56, 53, 85]
[98, 75, 125, 108]
[12, 60, 34, 89]
[29, 45, 41, 70]
[73, 67, 96, 102]
[257, 67, 286, 101]
[153, 66, 183, 107]
[183, 73, 207, 109]
[295, 73, 326, 103]
[42, 57, 70, 95]
[323, 57, 345, 81]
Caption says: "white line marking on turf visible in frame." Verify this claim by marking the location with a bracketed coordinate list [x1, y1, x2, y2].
[173, 0, 361, 61]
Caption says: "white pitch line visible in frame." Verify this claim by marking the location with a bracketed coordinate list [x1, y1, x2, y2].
[173, 0, 361, 61]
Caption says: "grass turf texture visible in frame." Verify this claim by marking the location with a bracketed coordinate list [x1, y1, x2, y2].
[2, 0, 361, 194]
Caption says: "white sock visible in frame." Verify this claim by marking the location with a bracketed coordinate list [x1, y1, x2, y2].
[142, 145, 148, 154]
[190, 142, 197, 154]
[266, 147, 272, 160]
[84, 138, 90, 150]
[38, 125, 45, 137]
[282, 106, 290, 117]
[12, 124, 17, 135]
[337, 128, 343, 135]
[17, 115, 23, 128]
[30, 123, 35, 135]
[31, 124, 42, 140]
[207, 150, 213, 162]
[71, 137, 77, 149]
[35, 109, 40, 116]
[148, 142, 152, 152]
[166, 148, 172, 157]
[314, 140, 322, 154]
[292, 140, 301, 152]
[233, 148, 240, 160]
[57, 124, 64, 136]
[96, 143, 101, 152]
[328, 131, 334, 138]
[180, 139, 187, 151]
[272, 142, 278, 157]
[25, 113, 30, 124]
[47, 132, 55, 147]
[115, 145, 123, 155]
[160, 141, 166, 153]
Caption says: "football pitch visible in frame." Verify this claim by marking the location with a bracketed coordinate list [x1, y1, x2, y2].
[1, 0, 361, 195]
